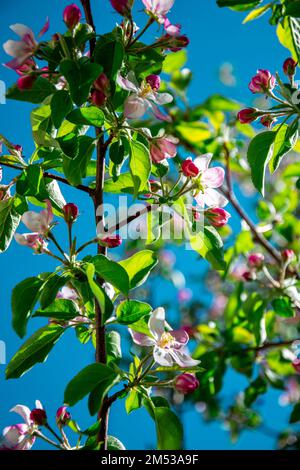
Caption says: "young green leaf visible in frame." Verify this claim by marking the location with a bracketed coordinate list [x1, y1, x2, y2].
[119, 250, 158, 289]
[247, 131, 276, 195]
[12, 277, 44, 338]
[154, 407, 183, 450]
[39, 274, 71, 310]
[34, 299, 80, 321]
[6, 77, 56, 104]
[91, 254, 130, 296]
[104, 172, 149, 195]
[106, 331, 122, 365]
[6, 325, 65, 379]
[0, 198, 21, 253]
[85, 263, 114, 322]
[107, 436, 126, 450]
[67, 107, 104, 127]
[129, 141, 151, 198]
[116, 300, 152, 325]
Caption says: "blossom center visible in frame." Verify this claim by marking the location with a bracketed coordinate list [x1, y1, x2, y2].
[139, 83, 152, 98]
[157, 332, 174, 349]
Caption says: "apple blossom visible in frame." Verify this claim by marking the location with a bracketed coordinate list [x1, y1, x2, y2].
[237, 107, 258, 124]
[56, 286, 78, 301]
[56, 407, 71, 427]
[129, 307, 200, 367]
[117, 71, 173, 121]
[249, 69, 276, 94]
[14, 233, 47, 254]
[3, 19, 49, 70]
[101, 234, 122, 248]
[205, 207, 231, 227]
[0, 401, 43, 451]
[188, 154, 227, 208]
[146, 74, 161, 91]
[292, 358, 300, 374]
[174, 373, 199, 394]
[142, 0, 175, 22]
[283, 58, 297, 79]
[182, 158, 200, 178]
[21, 200, 53, 236]
[164, 18, 181, 37]
[282, 249, 295, 261]
[63, 4, 82, 30]
[150, 135, 178, 163]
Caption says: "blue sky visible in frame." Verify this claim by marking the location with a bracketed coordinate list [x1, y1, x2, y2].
[0, 0, 292, 450]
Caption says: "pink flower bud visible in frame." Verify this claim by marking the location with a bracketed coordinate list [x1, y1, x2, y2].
[164, 34, 189, 52]
[16, 75, 37, 91]
[63, 4, 82, 30]
[56, 406, 71, 426]
[62, 203, 79, 223]
[283, 58, 297, 78]
[146, 74, 161, 91]
[242, 271, 254, 282]
[150, 135, 178, 163]
[110, 0, 133, 16]
[249, 69, 276, 94]
[30, 408, 47, 426]
[260, 114, 276, 128]
[192, 208, 201, 221]
[237, 108, 258, 124]
[182, 158, 199, 178]
[205, 208, 231, 228]
[174, 373, 199, 395]
[248, 253, 265, 269]
[282, 249, 295, 261]
[94, 73, 110, 94]
[292, 358, 300, 374]
[101, 235, 122, 248]
[91, 90, 107, 107]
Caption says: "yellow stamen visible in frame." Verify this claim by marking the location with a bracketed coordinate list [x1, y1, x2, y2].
[157, 332, 174, 349]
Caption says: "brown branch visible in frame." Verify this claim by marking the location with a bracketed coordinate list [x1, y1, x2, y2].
[81, 0, 96, 55]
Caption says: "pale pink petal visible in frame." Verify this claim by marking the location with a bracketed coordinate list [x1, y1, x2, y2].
[170, 329, 189, 346]
[202, 167, 225, 189]
[149, 103, 172, 122]
[10, 405, 31, 425]
[169, 349, 200, 367]
[10, 24, 34, 40]
[3, 40, 29, 58]
[194, 154, 213, 172]
[129, 329, 155, 347]
[153, 346, 174, 366]
[117, 72, 139, 92]
[124, 95, 148, 119]
[35, 400, 43, 410]
[149, 307, 166, 340]
[150, 91, 173, 106]
[203, 188, 228, 208]
[22, 211, 43, 233]
[2, 424, 29, 450]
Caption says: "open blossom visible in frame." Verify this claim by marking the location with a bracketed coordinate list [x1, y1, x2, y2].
[150, 135, 178, 163]
[14, 233, 47, 254]
[164, 18, 181, 36]
[3, 20, 49, 70]
[56, 286, 78, 301]
[249, 69, 276, 94]
[129, 307, 200, 367]
[21, 200, 53, 236]
[142, 0, 175, 22]
[0, 401, 43, 451]
[117, 71, 173, 121]
[185, 154, 227, 208]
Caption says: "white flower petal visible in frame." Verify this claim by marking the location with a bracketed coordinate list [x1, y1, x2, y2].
[149, 307, 166, 340]
[169, 349, 200, 367]
[203, 188, 228, 208]
[10, 405, 31, 425]
[153, 346, 174, 366]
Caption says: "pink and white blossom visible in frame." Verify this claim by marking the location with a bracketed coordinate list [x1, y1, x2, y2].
[117, 71, 173, 121]
[129, 307, 200, 367]
[3, 20, 49, 70]
[142, 0, 175, 22]
[56, 286, 78, 301]
[150, 134, 178, 163]
[249, 69, 276, 94]
[21, 200, 53, 236]
[0, 401, 43, 451]
[14, 233, 47, 254]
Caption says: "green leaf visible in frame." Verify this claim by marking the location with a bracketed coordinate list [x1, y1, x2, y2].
[31, 105, 57, 148]
[34, 299, 80, 321]
[285, 1, 300, 19]
[88, 373, 120, 416]
[217, 0, 261, 8]
[64, 363, 119, 406]
[51, 90, 73, 128]
[106, 331, 122, 365]
[244, 376, 267, 407]
[272, 297, 295, 318]
[6, 325, 65, 379]
[0, 198, 21, 253]
[242, 2, 272, 23]
[116, 300, 152, 325]
[39, 274, 70, 310]
[129, 141, 151, 198]
[57, 132, 79, 159]
[104, 172, 149, 195]
[269, 123, 298, 174]
[247, 131, 276, 195]
[85, 263, 114, 322]
[60, 58, 102, 106]
[107, 436, 126, 450]
[154, 407, 183, 450]
[163, 50, 187, 74]
[94, 37, 124, 80]
[6, 77, 56, 104]
[190, 226, 226, 271]
[91, 254, 130, 296]
[290, 403, 300, 424]
[119, 250, 158, 289]
[12, 277, 44, 338]
[125, 388, 142, 414]
[67, 107, 104, 127]
[63, 135, 96, 186]
[277, 17, 300, 62]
